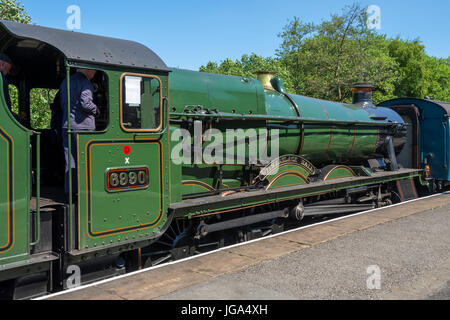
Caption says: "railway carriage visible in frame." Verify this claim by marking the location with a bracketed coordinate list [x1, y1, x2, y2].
[0, 20, 436, 299]
[379, 98, 450, 189]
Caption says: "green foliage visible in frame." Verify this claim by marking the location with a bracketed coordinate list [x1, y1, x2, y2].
[388, 39, 450, 101]
[276, 17, 315, 93]
[8, 84, 18, 113]
[423, 56, 450, 101]
[200, 54, 293, 91]
[200, 3, 449, 103]
[295, 4, 399, 103]
[0, 0, 31, 23]
[8, 85, 55, 129]
[29, 88, 57, 129]
[387, 39, 428, 98]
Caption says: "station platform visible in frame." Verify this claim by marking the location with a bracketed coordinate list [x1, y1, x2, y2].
[46, 192, 450, 300]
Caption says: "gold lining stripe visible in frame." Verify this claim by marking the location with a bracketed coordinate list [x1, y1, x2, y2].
[83, 139, 164, 240]
[0, 127, 13, 252]
[182, 180, 215, 191]
[267, 171, 308, 190]
[323, 166, 356, 181]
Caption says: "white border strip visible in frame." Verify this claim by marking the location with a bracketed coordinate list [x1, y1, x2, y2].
[35, 191, 449, 300]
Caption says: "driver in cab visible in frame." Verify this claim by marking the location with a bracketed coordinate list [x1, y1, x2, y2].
[60, 68, 99, 195]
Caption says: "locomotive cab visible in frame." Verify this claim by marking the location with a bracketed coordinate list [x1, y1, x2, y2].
[0, 20, 172, 298]
[0, 24, 110, 208]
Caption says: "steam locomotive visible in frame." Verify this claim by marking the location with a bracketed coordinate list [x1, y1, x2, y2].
[0, 20, 446, 299]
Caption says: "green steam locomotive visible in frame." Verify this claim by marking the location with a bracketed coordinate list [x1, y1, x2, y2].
[0, 20, 426, 299]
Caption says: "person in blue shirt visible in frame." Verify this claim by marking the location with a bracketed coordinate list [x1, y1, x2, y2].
[60, 68, 99, 196]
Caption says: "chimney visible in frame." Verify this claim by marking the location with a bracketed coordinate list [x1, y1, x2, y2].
[256, 71, 275, 91]
[352, 83, 375, 107]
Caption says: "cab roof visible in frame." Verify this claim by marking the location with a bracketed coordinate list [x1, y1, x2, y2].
[0, 20, 169, 78]
[379, 98, 450, 116]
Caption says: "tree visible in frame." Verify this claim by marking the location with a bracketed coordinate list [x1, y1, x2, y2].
[200, 53, 294, 92]
[276, 17, 314, 94]
[200, 3, 449, 103]
[277, 3, 398, 103]
[388, 39, 450, 101]
[423, 56, 450, 101]
[0, 0, 31, 23]
[387, 39, 428, 98]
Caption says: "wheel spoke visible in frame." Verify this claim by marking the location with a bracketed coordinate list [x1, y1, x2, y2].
[155, 240, 173, 247]
[142, 219, 196, 266]
[168, 224, 177, 238]
[164, 233, 175, 241]
[176, 219, 182, 234]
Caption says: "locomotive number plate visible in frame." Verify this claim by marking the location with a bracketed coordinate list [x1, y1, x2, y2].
[106, 167, 149, 192]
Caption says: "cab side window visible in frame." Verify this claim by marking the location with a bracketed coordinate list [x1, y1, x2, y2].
[121, 75, 161, 131]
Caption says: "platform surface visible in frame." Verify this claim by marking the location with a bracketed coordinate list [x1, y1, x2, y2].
[48, 192, 450, 300]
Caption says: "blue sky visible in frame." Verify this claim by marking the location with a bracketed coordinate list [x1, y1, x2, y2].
[18, 0, 450, 71]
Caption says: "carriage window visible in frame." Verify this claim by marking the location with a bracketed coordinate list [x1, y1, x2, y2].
[121, 75, 161, 131]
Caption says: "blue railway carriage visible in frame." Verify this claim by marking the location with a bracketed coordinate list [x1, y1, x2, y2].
[379, 98, 450, 189]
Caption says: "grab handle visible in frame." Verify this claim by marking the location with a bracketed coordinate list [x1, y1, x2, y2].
[30, 132, 41, 246]
[443, 122, 448, 170]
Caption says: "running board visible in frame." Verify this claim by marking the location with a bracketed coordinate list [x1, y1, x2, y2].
[170, 169, 422, 219]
